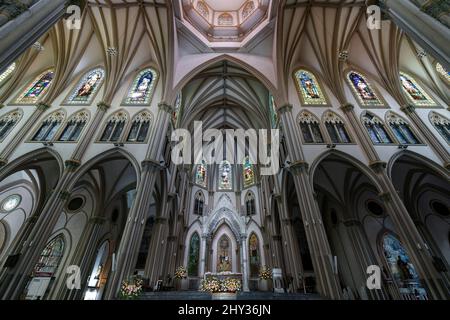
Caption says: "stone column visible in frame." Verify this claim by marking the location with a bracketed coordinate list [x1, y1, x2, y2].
[278, 104, 342, 299]
[103, 103, 172, 299]
[240, 234, 250, 292]
[199, 233, 208, 276]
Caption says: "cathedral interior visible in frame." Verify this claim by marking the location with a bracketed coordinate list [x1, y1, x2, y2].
[0, 0, 449, 301]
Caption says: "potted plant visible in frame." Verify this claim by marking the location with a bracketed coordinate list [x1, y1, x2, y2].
[174, 266, 188, 290]
[118, 276, 144, 300]
[259, 266, 272, 291]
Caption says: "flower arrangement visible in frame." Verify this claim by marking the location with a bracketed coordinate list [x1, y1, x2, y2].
[119, 276, 143, 300]
[174, 266, 188, 279]
[259, 266, 272, 280]
[200, 277, 242, 293]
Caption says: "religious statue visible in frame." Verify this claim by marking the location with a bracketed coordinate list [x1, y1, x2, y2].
[217, 237, 232, 272]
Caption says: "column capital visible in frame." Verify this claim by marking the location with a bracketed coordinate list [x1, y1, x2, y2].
[142, 158, 164, 170]
[97, 101, 111, 111]
[158, 102, 173, 114]
[369, 160, 387, 173]
[340, 103, 355, 112]
[290, 160, 309, 175]
[277, 104, 293, 114]
[65, 159, 81, 171]
[36, 102, 51, 111]
[400, 104, 416, 114]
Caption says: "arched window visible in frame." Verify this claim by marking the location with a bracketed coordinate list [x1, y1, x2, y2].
[269, 94, 278, 128]
[245, 192, 256, 216]
[242, 1, 255, 20]
[32, 235, 65, 277]
[294, 70, 327, 106]
[347, 71, 384, 107]
[32, 110, 65, 142]
[188, 232, 200, 277]
[249, 233, 260, 277]
[58, 110, 89, 142]
[195, 160, 207, 187]
[0, 109, 22, 142]
[65, 68, 105, 105]
[436, 63, 450, 85]
[99, 110, 128, 142]
[218, 160, 233, 190]
[218, 13, 233, 26]
[298, 111, 324, 143]
[429, 111, 450, 143]
[196, 1, 209, 19]
[127, 110, 152, 142]
[16, 69, 54, 104]
[0, 63, 16, 85]
[172, 92, 182, 127]
[362, 112, 393, 144]
[323, 111, 351, 144]
[243, 156, 255, 187]
[386, 112, 420, 145]
[400, 72, 437, 107]
[193, 191, 205, 216]
[123, 68, 158, 105]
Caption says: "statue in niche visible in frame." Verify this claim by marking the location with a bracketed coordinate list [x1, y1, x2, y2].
[217, 236, 232, 273]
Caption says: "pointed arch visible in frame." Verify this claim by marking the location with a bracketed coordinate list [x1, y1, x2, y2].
[245, 191, 256, 216]
[15, 68, 54, 104]
[346, 70, 384, 107]
[122, 68, 158, 106]
[193, 191, 205, 216]
[297, 110, 325, 144]
[97, 109, 129, 143]
[294, 69, 328, 106]
[0, 109, 23, 142]
[322, 110, 352, 144]
[188, 232, 201, 277]
[218, 13, 233, 26]
[248, 232, 261, 277]
[58, 109, 90, 142]
[429, 111, 450, 144]
[399, 72, 437, 107]
[126, 110, 153, 143]
[64, 67, 105, 105]
[361, 111, 394, 144]
[32, 234, 66, 278]
[30, 109, 66, 142]
[385, 111, 421, 145]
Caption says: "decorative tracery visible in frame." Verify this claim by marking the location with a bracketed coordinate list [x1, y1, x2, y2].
[127, 110, 152, 143]
[362, 112, 393, 144]
[347, 71, 384, 107]
[429, 111, 450, 143]
[99, 110, 128, 142]
[0, 109, 22, 141]
[323, 111, 351, 144]
[65, 68, 105, 105]
[58, 110, 89, 142]
[386, 112, 420, 145]
[31, 110, 65, 142]
[294, 70, 327, 106]
[298, 111, 324, 143]
[123, 68, 158, 105]
[16, 69, 54, 104]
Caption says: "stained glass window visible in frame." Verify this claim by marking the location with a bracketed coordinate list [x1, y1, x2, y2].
[347, 71, 384, 107]
[382, 233, 427, 298]
[16, 69, 54, 104]
[33, 235, 65, 277]
[32, 110, 65, 142]
[0, 109, 22, 141]
[99, 110, 128, 142]
[362, 112, 393, 144]
[172, 92, 182, 127]
[195, 160, 207, 187]
[0, 63, 16, 85]
[429, 111, 450, 144]
[323, 111, 351, 144]
[436, 63, 450, 85]
[127, 110, 152, 142]
[386, 112, 420, 145]
[66, 68, 105, 105]
[58, 110, 89, 142]
[269, 94, 278, 128]
[188, 233, 200, 276]
[298, 111, 324, 143]
[242, 1, 255, 20]
[194, 192, 204, 216]
[249, 233, 260, 277]
[218, 13, 233, 26]
[400, 72, 437, 107]
[218, 160, 233, 190]
[1, 194, 21, 212]
[123, 68, 158, 105]
[243, 156, 255, 187]
[196, 1, 209, 19]
[245, 192, 256, 216]
[294, 70, 327, 105]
